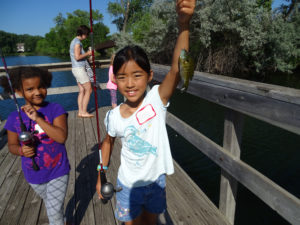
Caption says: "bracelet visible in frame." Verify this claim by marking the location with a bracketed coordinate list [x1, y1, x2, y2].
[19, 147, 24, 156]
[97, 165, 108, 171]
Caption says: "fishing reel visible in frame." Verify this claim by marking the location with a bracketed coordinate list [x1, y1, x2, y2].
[18, 130, 39, 171]
[100, 170, 122, 204]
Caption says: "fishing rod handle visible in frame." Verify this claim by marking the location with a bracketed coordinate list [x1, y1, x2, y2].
[19, 131, 40, 171]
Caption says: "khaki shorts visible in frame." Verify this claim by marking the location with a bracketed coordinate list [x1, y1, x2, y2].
[72, 67, 90, 84]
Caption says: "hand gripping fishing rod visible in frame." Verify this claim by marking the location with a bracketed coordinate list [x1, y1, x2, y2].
[0, 48, 39, 171]
[89, 0, 120, 203]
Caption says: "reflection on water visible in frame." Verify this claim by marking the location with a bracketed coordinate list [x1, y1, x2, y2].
[0, 56, 299, 225]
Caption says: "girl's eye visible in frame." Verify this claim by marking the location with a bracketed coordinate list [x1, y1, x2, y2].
[117, 76, 125, 80]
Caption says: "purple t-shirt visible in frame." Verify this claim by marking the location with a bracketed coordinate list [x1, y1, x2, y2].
[4, 102, 70, 184]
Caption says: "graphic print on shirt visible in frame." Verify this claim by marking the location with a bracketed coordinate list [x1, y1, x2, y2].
[34, 116, 54, 145]
[124, 125, 157, 157]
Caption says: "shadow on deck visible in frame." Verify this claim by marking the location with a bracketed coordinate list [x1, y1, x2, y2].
[0, 107, 230, 225]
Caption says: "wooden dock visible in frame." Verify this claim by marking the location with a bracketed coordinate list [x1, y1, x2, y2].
[0, 107, 231, 225]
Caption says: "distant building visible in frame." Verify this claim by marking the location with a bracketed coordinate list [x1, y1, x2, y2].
[16, 43, 25, 53]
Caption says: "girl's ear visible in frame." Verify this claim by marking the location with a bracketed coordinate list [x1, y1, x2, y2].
[148, 70, 153, 83]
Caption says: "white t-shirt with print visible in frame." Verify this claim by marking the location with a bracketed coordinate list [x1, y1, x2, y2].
[104, 85, 174, 188]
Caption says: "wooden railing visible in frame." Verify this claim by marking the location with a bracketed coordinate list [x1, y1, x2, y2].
[0, 59, 110, 74]
[0, 62, 299, 224]
[152, 64, 300, 225]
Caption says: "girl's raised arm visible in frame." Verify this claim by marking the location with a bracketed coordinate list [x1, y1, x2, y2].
[159, 0, 195, 105]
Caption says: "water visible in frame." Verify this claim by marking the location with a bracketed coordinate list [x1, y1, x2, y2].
[1, 56, 299, 225]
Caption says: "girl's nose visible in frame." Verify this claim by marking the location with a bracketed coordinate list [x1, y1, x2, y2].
[126, 77, 134, 88]
[34, 88, 41, 95]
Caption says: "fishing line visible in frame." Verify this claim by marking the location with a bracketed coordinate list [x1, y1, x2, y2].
[89, 0, 118, 203]
[0, 48, 39, 171]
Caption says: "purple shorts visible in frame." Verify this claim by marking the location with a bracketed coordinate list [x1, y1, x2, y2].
[109, 89, 117, 105]
[115, 174, 166, 222]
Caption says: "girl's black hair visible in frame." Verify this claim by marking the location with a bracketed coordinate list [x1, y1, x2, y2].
[76, 25, 90, 36]
[0, 66, 52, 94]
[113, 46, 151, 76]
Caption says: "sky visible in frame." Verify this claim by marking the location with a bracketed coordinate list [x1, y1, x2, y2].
[0, 0, 118, 36]
[0, 0, 288, 37]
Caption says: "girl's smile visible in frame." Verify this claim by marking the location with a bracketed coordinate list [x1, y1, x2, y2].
[20, 77, 47, 108]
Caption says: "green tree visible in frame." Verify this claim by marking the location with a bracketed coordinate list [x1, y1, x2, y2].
[36, 9, 109, 56]
[114, 0, 299, 75]
[108, 0, 153, 32]
[0, 30, 42, 54]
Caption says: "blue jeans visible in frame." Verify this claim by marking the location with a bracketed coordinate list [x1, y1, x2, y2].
[115, 174, 166, 222]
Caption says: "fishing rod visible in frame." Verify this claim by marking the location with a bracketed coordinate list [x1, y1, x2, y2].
[0, 48, 39, 171]
[89, 0, 119, 203]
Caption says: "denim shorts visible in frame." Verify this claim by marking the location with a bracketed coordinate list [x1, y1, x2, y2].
[115, 174, 166, 222]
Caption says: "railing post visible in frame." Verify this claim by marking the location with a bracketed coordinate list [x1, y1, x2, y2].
[219, 109, 244, 224]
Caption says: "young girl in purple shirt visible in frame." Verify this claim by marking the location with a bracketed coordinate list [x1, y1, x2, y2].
[1, 66, 70, 225]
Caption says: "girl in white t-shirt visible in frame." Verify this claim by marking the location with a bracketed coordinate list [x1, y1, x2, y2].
[96, 1, 195, 224]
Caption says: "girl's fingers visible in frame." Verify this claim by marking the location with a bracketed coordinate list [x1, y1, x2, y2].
[177, 0, 195, 13]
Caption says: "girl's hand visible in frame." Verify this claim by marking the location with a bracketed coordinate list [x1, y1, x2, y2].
[96, 175, 104, 199]
[21, 104, 39, 121]
[21, 145, 36, 158]
[87, 50, 92, 56]
[176, 0, 196, 26]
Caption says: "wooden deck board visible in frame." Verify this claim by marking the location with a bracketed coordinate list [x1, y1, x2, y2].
[0, 107, 230, 225]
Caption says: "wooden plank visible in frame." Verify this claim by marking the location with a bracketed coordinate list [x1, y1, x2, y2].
[91, 107, 119, 225]
[152, 64, 300, 104]
[152, 65, 300, 135]
[166, 160, 231, 225]
[0, 152, 17, 188]
[64, 111, 77, 224]
[1, 84, 107, 100]
[0, 145, 9, 168]
[0, 171, 30, 225]
[0, 120, 6, 136]
[166, 112, 300, 225]
[0, 157, 22, 220]
[74, 115, 101, 225]
[17, 187, 43, 225]
[0, 120, 7, 149]
[0, 60, 110, 74]
[219, 109, 244, 224]
[74, 116, 90, 225]
[36, 203, 48, 225]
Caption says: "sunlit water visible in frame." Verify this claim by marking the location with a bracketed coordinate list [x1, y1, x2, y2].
[1, 56, 299, 225]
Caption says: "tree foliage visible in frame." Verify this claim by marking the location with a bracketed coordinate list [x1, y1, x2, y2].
[0, 30, 42, 54]
[107, 0, 153, 32]
[113, 0, 299, 76]
[35, 10, 110, 56]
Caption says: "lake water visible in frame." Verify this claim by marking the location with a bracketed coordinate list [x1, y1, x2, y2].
[1, 56, 299, 225]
